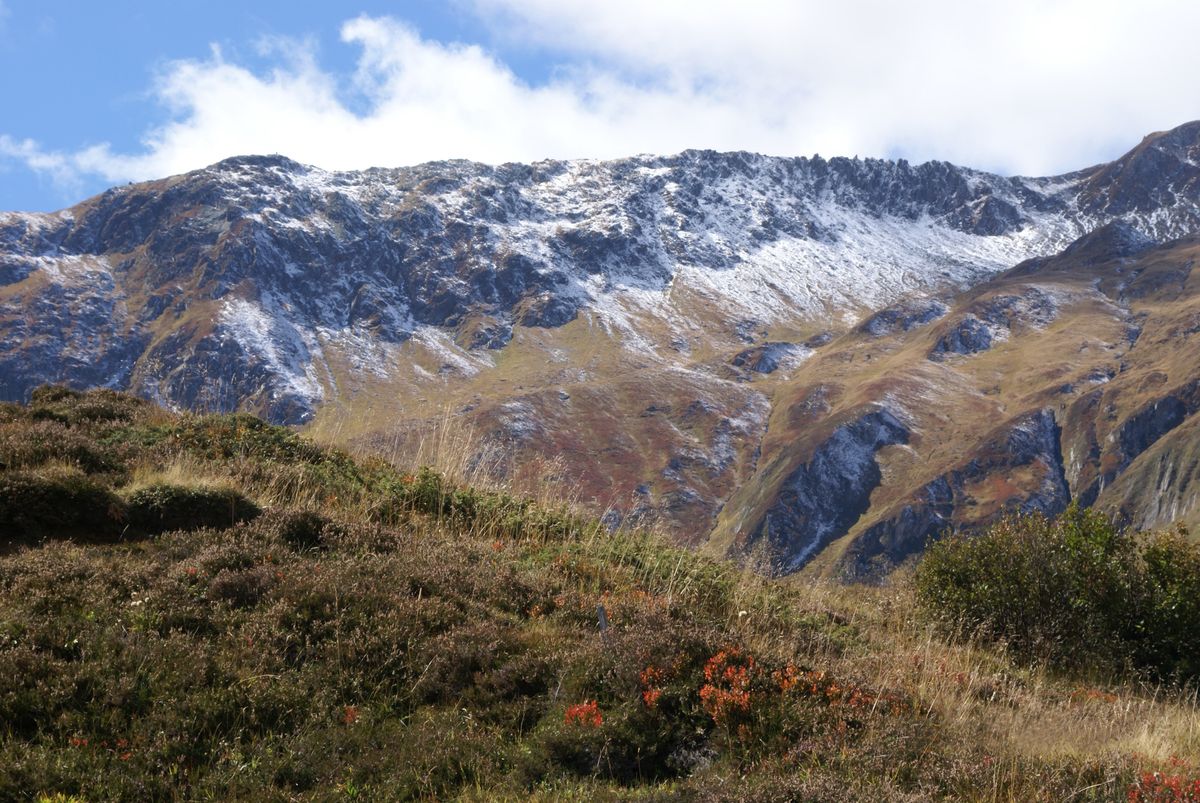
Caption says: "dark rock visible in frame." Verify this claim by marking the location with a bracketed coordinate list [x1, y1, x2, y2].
[734, 319, 764, 344]
[860, 299, 948, 337]
[731, 342, 805, 374]
[842, 409, 1071, 580]
[803, 331, 834, 348]
[519, 294, 579, 328]
[0, 259, 32, 286]
[736, 407, 910, 574]
[1108, 379, 1200, 490]
[929, 314, 994, 359]
[467, 320, 513, 350]
[1059, 220, 1156, 264]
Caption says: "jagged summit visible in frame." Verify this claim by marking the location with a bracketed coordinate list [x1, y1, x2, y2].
[1071, 120, 1200, 218]
[208, 153, 308, 171]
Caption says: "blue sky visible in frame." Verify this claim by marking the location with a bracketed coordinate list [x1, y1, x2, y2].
[2, 1, 1199, 212]
[0, 2, 534, 210]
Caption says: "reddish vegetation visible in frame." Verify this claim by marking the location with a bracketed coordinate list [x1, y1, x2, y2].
[699, 647, 757, 726]
[1129, 757, 1200, 802]
[564, 700, 603, 728]
[640, 666, 667, 710]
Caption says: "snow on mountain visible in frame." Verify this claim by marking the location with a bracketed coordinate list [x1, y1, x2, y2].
[3, 124, 1198, 424]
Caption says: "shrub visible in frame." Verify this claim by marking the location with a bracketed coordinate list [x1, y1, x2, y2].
[168, 413, 350, 467]
[0, 420, 114, 474]
[208, 565, 277, 608]
[916, 505, 1200, 681]
[125, 482, 260, 535]
[28, 385, 146, 425]
[0, 468, 125, 539]
[28, 385, 82, 406]
[1133, 529, 1200, 680]
[272, 509, 334, 551]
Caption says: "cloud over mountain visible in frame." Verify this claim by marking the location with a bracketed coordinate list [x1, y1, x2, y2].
[4, 1, 1200, 191]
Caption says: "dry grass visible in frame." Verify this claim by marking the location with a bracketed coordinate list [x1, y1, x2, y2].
[3, 388, 1200, 800]
[730, 576, 1200, 800]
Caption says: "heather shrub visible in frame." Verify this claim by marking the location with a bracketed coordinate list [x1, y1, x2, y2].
[207, 564, 277, 607]
[28, 385, 146, 425]
[125, 482, 260, 534]
[0, 468, 124, 539]
[0, 420, 114, 474]
[27, 385, 82, 405]
[168, 412, 349, 466]
[271, 508, 335, 551]
[0, 401, 24, 424]
[916, 505, 1200, 681]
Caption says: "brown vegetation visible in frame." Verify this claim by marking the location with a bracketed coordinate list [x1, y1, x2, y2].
[1, 388, 1198, 801]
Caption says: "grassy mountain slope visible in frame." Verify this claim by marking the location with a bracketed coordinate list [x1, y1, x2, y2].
[2, 388, 1199, 801]
[705, 230, 1200, 578]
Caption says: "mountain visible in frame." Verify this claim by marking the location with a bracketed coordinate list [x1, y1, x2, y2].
[2, 122, 1199, 575]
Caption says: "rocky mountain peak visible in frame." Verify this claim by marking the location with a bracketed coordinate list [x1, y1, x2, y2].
[1074, 120, 1200, 223]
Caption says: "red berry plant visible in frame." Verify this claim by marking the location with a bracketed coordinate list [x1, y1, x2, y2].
[640, 665, 667, 710]
[1129, 756, 1200, 802]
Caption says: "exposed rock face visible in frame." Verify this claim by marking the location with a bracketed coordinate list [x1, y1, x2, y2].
[928, 287, 1059, 360]
[3, 123, 1200, 576]
[842, 409, 1071, 580]
[731, 342, 808, 374]
[1115, 379, 1200, 469]
[859, 298, 948, 337]
[739, 408, 910, 574]
[1058, 220, 1157, 265]
[1074, 121, 1200, 220]
[929, 315, 995, 358]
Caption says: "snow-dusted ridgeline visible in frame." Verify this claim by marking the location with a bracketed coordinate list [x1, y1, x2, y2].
[1, 123, 1199, 421]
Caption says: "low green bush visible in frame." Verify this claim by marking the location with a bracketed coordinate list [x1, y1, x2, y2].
[916, 504, 1200, 682]
[125, 482, 260, 535]
[1134, 529, 1200, 680]
[0, 468, 124, 539]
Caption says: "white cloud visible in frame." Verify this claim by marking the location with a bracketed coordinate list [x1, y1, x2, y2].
[0, 135, 80, 189]
[472, 0, 1200, 173]
[4, 3, 1200, 194]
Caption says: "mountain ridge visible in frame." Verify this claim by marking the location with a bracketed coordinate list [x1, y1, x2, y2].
[3, 122, 1200, 575]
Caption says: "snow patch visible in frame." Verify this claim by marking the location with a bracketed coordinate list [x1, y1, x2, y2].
[217, 296, 325, 405]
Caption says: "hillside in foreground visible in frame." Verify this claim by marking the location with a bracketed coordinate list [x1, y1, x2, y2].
[3, 388, 1200, 801]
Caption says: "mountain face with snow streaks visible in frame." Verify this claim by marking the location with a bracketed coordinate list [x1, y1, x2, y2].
[3, 122, 1200, 575]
